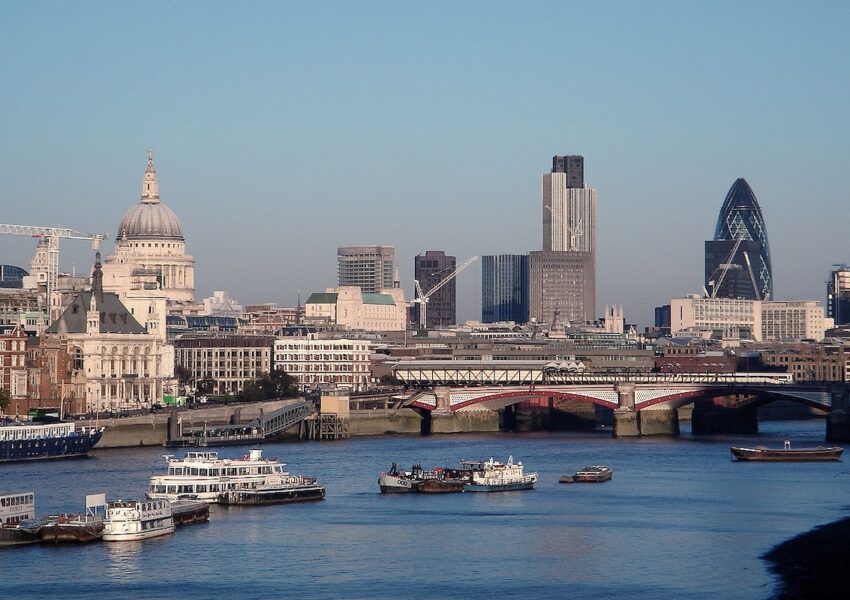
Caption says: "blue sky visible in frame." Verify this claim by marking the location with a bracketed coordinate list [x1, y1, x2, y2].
[1, 1, 849, 326]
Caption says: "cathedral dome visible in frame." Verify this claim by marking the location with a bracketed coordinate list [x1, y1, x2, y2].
[117, 151, 184, 241]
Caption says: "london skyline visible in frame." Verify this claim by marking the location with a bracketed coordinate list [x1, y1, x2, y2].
[2, 2, 849, 327]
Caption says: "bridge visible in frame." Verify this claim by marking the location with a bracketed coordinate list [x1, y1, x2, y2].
[392, 360, 850, 441]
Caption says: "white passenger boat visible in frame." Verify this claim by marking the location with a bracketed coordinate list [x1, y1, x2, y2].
[102, 499, 174, 542]
[0, 491, 42, 546]
[147, 449, 293, 504]
[463, 456, 538, 492]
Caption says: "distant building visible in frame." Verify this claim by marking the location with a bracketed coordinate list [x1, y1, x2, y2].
[305, 286, 406, 331]
[481, 254, 529, 323]
[827, 265, 850, 326]
[0, 325, 29, 408]
[337, 245, 395, 293]
[529, 250, 595, 325]
[705, 178, 772, 300]
[654, 304, 672, 336]
[174, 334, 274, 396]
[670, 296, 832, 342]
[42, 253, 175, 413]
[533, 155, 597, 326]
[202, 291, 243, 318]
[414, 251, 457, 328]
[0, 265, 27, 289]
[102, 151, 196, 305]
[273, 336, 371, 392]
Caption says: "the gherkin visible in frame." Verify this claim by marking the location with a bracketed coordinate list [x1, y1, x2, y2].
[704, 178, 773, 300]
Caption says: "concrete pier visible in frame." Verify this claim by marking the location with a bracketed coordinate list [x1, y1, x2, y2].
[613, 409, 640, 437]
[639, 408, 680, 436]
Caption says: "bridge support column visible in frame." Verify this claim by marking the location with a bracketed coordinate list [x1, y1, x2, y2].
[639, 408, 680, 436]
[434, 387, 451, 413]
[691, 398, 758, 435]
[827, 386, 850, 442]
[613, 383, 639, 437]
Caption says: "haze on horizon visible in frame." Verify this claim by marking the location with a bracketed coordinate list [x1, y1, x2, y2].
[1, 1, 848, 328]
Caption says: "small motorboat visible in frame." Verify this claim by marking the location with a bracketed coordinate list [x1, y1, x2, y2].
[560, 465, 612, 483]
[730, 440, 843, 462]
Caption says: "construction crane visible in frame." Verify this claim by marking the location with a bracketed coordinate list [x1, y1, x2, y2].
[412, 256, 478, 329]
[708, 237, 744, 299]
[0, 224, 108, 323]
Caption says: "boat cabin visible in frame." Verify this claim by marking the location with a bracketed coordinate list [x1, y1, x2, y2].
[0, 492, 35, 526]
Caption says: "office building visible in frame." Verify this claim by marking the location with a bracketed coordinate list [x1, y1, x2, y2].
[481, 254, 529, 323]
[705, 178, 772, 300]
[827, 265, 850, 326]
[274, 336, 372, 392]
[337, 246, 395, 293]
[414, 251, 456, 328]
[529, 250, 595, 325]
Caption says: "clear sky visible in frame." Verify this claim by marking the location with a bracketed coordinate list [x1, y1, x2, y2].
[1, 1, 849, 326]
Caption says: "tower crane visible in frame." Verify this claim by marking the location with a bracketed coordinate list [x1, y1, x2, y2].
[0, 224, 108, 323]
[708, 237, 744, 299]
[412, 256, 478, 329]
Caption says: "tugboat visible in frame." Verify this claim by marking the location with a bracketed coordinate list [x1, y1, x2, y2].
[378, 463, 470, 494]
[0, 491, 42, 546]
[560, 465, 612, 483]
[731, 440, 843, 462]
[462, 456, 538, 492]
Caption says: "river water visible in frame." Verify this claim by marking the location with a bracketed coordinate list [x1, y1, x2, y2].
[2, 420, 848, 600]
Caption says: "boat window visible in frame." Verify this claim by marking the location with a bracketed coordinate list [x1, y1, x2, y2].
[190, 468, 199, 476]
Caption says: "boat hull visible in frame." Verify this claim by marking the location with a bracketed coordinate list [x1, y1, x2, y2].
[39, 520, 104, 544]
[0, 526, 41, 546]
[219, 485, 325, 505]
[0, 430, 103, 463]
[102, 525, 175, 542]
[415, 479, 465, 493]
[731, 446, 843, 462]
[171, 501, 210, 526]
[464, 481, 536, 492]
[378, 474, 416, 493]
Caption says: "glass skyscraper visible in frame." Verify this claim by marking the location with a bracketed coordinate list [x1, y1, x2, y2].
[482, 254, 529, 323]
[705, 178, 773, 300]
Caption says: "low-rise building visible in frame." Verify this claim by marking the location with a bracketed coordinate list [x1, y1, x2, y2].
[174, 334, 274, 395]
[273, 335, 372, 392]
[0, 325, 29, 410]
[305, 286, 405, 331]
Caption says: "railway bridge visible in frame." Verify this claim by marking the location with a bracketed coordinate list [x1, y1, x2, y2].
[392, 360, 850, 440]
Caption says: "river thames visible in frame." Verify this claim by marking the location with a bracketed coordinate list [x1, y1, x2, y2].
[1, 420, 847, 599]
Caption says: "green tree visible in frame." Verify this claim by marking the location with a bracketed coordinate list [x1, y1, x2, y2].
[0, 388, 9, 412]
[196, 378, 215, 395]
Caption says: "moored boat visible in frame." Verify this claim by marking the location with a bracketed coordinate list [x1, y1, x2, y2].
[378, 463, 470, 494]
[0, 491, 42, 546]
[560, 465, 613, 483]
[39, 493, 108, 544]
[147, 449, 291, 503]
[463, 456, 538, 492]
[219, 474, 325, 506]
[102, 499, 175, 542]
[170, 499, 210, 526]
[731, 441, 843, 462]
[0, 419, 104, 463]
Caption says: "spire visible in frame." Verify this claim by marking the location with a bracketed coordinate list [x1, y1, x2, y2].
[91, 251, 104, 302]
[141, 149, 160, 203]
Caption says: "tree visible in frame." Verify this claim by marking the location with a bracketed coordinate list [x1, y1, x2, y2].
[196, 378, 215, 395]
[0, 388, 9, 412]
[256, 370, 297, 399]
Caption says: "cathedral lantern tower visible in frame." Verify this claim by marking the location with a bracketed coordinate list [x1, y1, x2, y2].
[102, 151, 196, 304]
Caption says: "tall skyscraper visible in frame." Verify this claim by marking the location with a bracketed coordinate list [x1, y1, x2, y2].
[414, 250, 457, 328]
[705, 178, 772, 300]
[827, 265, 850, 326]
[532, 155, 597, 325]
[482, 254, 529, 323]
[337, 245, 395, 293]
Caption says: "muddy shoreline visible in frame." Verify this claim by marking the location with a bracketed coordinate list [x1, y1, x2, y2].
[764, 513, 850, 599]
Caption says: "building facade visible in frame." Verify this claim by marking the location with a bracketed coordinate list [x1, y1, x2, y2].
[174, 334, 274, 396]
[0, 325, 28, 408]
[481, 254, 529, 323]
[827, 265, 850, 327]
[102, 151, 196, 305]
[705, 178, 772, 300]
[42, 254, 175, 413]
[534, 155, 597, 327]
[670, 296, 832, 342]
[529, 250, 595, 325]
[414, 251, 456, 328]
[273, 336, 372, 392]
[337, 245, 395, 293]
[305, 287, 406, 331]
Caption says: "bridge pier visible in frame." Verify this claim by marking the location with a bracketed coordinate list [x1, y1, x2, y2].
[613, 383, 640, 437]
[639, 408, 680, 436]
[691, 398, 758, 435]
[827, 386, 850, 442]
